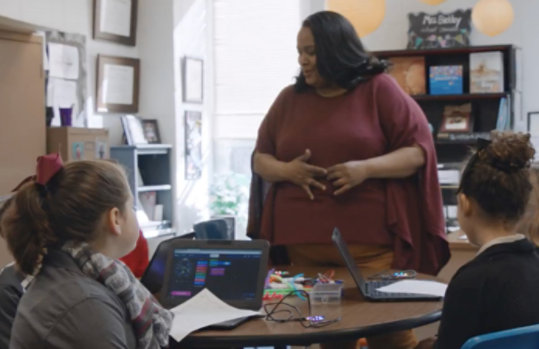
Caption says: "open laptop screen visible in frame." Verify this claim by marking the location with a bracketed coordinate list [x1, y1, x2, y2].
[159, 240, 269, 310]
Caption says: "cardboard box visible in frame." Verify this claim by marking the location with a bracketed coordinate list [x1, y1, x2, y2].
[47, 127, 109, 162]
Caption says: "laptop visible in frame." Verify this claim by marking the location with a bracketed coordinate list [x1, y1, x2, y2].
[331, 227, 442, 301]
[140, 236, 188, 295]
[158, 239, 270, 328]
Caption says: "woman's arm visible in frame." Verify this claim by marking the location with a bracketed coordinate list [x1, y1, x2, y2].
[327, 145, 425, 195]
[253, 149, 327, 200]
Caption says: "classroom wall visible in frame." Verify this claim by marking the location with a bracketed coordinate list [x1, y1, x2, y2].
[0, 0, 205, 238]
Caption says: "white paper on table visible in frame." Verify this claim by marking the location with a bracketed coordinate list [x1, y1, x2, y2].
[48, 43, 79, 80]
[102, 64, 134, 105]
[376, 280, 448, 298]
[100, 0, 131, 37]
[47, 78, 77, 108]
[169, 288, 262, 343]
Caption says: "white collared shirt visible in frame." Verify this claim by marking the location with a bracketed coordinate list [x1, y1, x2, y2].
[476, 234, 526, 256]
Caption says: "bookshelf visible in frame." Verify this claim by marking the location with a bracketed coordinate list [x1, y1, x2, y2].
[373, 45, 516, 230]
[110, 144, 175, 238]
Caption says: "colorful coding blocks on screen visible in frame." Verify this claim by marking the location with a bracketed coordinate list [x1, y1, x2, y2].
[429, 65, 463, 95]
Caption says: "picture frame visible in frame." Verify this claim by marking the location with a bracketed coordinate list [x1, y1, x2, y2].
[121, 115, 147, 145]
[182, 57, 204, 103]
[438, 103, 473, 133]
[141, 119, 161, 144]
[96, 55, 140, 113]
[93, 0, 137, 46]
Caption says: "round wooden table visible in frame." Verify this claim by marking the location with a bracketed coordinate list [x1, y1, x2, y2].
[174, 266, 443, 348]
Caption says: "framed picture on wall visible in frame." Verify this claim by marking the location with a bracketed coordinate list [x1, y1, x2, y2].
[182, 57, 204, 103]
[96, 55, 140, 113]
[93, 0, 137, 46]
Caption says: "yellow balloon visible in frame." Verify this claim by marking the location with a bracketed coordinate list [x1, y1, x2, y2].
[326, 0, 386, 38]
[419, 0, 446, 4]
[472, 0, 514, 37]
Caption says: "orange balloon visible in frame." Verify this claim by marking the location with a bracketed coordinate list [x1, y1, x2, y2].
[419, 0, 446, 4]
[472, 0, 514, 37]
[326, 0, 386, 38]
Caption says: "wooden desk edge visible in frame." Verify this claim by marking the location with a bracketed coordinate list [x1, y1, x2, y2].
[177, 309, 442, 347]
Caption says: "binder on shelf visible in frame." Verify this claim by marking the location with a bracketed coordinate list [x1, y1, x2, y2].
[469, 51, 504, 93]
[429, 65, 463, 95]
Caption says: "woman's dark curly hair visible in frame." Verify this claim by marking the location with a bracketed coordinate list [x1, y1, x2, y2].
[294, 11, 388, 92]
[458, 131, 535, 222]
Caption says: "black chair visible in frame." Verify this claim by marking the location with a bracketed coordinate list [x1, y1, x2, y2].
[194, 218, 234, 240]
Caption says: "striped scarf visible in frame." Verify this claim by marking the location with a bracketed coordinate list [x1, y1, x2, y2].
[62, 241, 173, 349]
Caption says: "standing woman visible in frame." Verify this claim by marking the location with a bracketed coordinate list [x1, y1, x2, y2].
[250, 11, 449, 349]
[4, 154, 172, 349]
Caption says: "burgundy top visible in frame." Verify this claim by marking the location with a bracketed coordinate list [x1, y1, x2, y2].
[254, 74, 449, 274]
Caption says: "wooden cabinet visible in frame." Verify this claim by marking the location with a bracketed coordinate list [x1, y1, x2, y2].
[373, 45, 516, 230]
[0, 30, 45, 265]
[110, 144, 174, 238]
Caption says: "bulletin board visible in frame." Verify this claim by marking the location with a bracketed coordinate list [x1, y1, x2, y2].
[45, 31, 88, 127]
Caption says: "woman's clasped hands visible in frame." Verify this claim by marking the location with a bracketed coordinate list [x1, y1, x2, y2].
[286, 148, 369, 199]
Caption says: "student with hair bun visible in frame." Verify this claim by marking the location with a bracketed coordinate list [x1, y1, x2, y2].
[4, 154, 172, 349]
[417, 132, 539, 349]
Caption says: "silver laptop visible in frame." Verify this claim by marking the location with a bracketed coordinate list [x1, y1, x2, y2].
[332, 227, 442, 301]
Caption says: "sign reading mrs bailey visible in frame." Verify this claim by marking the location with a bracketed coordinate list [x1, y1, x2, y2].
[407, 9, 471, 49]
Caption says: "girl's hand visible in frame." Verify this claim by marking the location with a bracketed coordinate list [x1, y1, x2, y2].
[327, 160, 369, 196]
[285, 149, 327, 200]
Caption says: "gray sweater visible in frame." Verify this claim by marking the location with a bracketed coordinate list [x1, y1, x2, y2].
[10, 250, 137, 349]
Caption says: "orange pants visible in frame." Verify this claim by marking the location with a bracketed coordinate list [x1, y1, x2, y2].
[287, 244, 418, 349]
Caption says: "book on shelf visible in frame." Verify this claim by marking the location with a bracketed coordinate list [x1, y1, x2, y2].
[429, 65, 463, 95]
[495, 96, 510, 131]
[438, 169, 460, 185]
[437, 162, 462, 185]
[139, 191, 157, 220]
[437, 131, 491, 142]
[469, 51, 504, 93]
[386, 56, 426, 95]
[437, 103, 473, 135]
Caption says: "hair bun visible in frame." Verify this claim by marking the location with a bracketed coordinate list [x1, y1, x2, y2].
[481, 132, 534, 173]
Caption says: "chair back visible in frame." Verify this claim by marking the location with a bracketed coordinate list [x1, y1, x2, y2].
[194, 218, 234, 240]
[461, 323, 539, 349]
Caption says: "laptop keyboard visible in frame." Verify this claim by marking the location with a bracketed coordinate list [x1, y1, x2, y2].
[365, 280, 412, 298]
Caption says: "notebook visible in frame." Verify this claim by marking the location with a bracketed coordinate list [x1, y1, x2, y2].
[331, 227, 442, 301]
[158, 239, 270, 328]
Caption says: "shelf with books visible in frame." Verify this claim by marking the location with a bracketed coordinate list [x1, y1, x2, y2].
[374, 45, 516, 232]
[110, 144, 174, 238]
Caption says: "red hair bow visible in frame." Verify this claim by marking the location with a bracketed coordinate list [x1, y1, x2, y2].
[35, 153, 64, 186]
